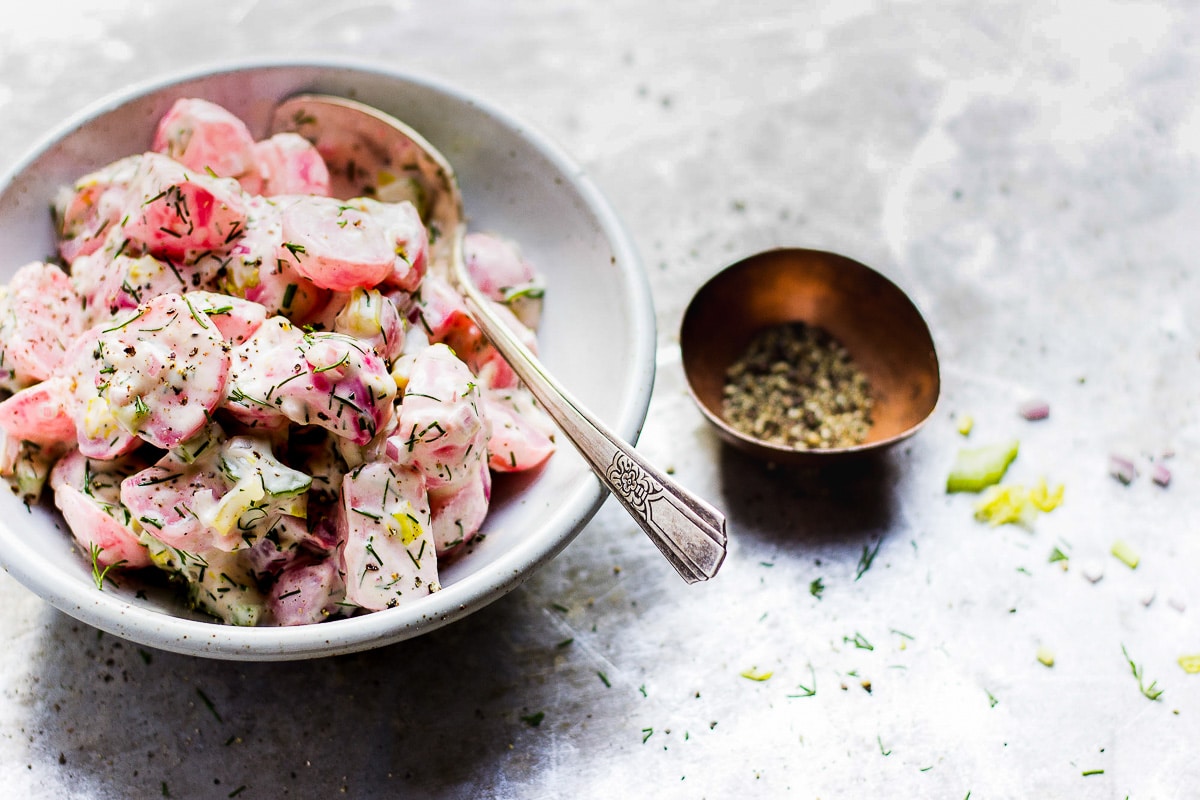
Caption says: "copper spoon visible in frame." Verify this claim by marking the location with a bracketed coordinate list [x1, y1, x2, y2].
[271, 94, 727, 583]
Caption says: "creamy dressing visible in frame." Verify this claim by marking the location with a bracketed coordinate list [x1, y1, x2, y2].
[0, 97, 556, 626]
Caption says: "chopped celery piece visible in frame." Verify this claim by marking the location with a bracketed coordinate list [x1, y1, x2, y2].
[956, 414, 974, 436]
[1111, 540, 1140, 569]
[1179, 654, 1200, 674]
[974, 478, 1064, 526]
[210, 480, 267, 536]
[975, 485, 1035, 526]
[184, 551, 264, 626]
[946, 440, 1019, 493]
[222, 440, 312, 497]
[171, 426, 221, 465]
[390, 505, 423, 546]
[1036, 646, 1055, 667]
[1029, 478, 1064, 511]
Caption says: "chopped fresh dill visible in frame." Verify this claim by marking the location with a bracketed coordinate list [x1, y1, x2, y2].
[1121, 643, 1164, 701]
[183, 296, 210, 329]
[195, 688, 223, 722]
[312, 352, 350, 374]
[844, 631, 874, 651]
[101, 309, 145, 333]
[788, 664, 817, 698]
[89, 544, 125, 590]
[855, 539, 882, 581]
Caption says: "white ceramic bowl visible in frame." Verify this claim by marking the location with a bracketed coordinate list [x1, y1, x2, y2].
[0, 59, 654, 660]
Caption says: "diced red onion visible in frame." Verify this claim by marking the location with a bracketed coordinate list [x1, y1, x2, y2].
[1108, 453, 1137, 485]
[1018, 399, 1050, 421]
[1151, 462, 1171, 487]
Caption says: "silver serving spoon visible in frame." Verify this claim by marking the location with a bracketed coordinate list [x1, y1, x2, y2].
[271, 94, 727, 583]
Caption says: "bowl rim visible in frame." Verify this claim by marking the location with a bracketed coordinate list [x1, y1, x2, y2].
[0, 57, 656, 660]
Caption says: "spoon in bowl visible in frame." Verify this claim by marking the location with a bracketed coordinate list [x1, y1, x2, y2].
[270, 94, 727, 583]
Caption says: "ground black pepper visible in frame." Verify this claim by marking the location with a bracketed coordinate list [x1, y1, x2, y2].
[722, 321, 873, 449]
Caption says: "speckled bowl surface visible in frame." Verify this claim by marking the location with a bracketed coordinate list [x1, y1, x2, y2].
[0, 59, 654, 660]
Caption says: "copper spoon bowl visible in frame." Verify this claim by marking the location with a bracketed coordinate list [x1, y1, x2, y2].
[680, 248, 940, 465]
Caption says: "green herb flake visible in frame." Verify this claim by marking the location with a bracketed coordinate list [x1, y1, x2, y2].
[312, 352, 350, 374]
[855, 539, 882, 581]
[183, 296, 211, 329]
[1082, 769, 1105, 777]
[89, 544, 125, 591]
[1049, 546, 1069, 564]
[196, 688, 223, 722]
[641, 727, 654, 744]
[101, 309, 145, 333]
[788, 664, 817, 698]
[1121, 644, 1163, 701]
[844, 632, 874, 651]
[597, 671, 612, 688]
[809, 577, 824, 599]
[520, 711, 545, 728]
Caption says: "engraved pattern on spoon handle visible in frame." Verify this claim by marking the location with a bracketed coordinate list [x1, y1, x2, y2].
[453, 237, 727, 582]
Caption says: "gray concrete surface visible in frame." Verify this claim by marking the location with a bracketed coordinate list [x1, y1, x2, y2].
[0, 1, 1197, 797]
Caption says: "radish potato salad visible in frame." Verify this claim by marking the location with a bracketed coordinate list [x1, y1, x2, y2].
[0, 99, 556, 625]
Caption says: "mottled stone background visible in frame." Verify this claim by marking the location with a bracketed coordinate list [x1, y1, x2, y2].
[1, 1, 1197, 797]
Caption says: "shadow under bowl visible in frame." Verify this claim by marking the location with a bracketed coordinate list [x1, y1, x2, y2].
[680, 248, 940, 465]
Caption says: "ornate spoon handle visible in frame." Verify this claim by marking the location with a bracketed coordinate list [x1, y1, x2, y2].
[451, 232, 727, 582]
